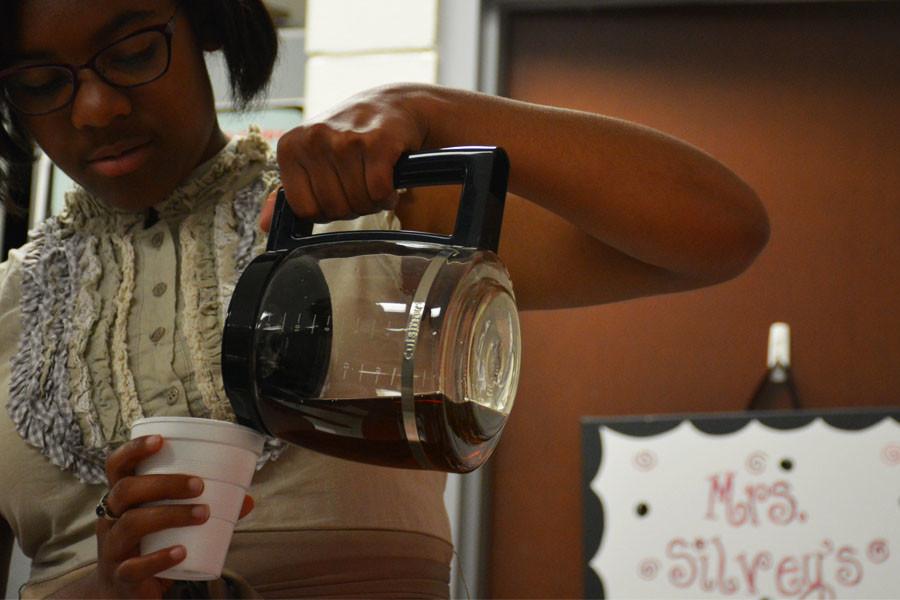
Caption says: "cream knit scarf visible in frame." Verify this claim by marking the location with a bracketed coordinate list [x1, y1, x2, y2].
[8, 130, 285, 484]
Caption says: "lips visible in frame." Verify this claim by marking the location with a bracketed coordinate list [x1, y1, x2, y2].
[86, 138, 153, 178]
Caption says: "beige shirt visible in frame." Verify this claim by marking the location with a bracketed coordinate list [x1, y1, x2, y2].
[0, 132, 450, 596]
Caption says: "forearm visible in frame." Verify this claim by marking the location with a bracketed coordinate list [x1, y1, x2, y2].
[397, 83, 769, 282]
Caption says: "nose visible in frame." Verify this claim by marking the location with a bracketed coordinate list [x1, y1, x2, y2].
[70, 70, 131, 130]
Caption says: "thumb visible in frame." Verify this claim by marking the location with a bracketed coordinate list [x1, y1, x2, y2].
[238, 495, 255, 520]
[259, 190, 277, 232]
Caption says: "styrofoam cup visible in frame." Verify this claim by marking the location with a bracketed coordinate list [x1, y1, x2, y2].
[130, 417, 266, 581]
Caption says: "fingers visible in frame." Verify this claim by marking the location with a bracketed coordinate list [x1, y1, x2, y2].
[275, 110, 417, 223]
[113, 546, 186, 585]
[362, 140, 405, 208]
[96, 436, 222, 596]
[101, 504, 209, 561]
[94, 500, 207, 595]
[98, 475, 255, 552]
[302, 153, 355, 221]
[238, 495, 255, 520]
[276, 153, 319, 221]
[329, 139, 372, 216]
[106, 435, 162, 486]
[103, 474, 204, 520]
[278, 129, 355, 222]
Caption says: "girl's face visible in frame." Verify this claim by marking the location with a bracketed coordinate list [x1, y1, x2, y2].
[12, 0, 226, 211]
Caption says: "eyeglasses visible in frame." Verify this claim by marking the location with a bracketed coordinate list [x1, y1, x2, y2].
[0, 10, 178, 116]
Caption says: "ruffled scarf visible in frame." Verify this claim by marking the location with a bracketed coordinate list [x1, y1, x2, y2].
[7, 129, 284, 484]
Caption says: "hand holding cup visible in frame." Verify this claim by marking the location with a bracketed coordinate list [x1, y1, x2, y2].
[129, 417, 266, 581]
[93, 418, 263, 597]
[95, 434, 211, 597]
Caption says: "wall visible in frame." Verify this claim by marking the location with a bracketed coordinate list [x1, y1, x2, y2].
[486, 3, 900, 597]
[303, 0, 438, 118]
[265, 0, 306, 28]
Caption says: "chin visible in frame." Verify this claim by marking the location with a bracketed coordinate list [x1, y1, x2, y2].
[88, 178, 169, 213]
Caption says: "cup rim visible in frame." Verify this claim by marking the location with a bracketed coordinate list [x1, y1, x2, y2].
[130, 416, 265, 454]
[132, 415, 256, 429]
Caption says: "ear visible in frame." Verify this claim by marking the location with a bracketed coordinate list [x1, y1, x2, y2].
[201, 34, 224, 52]
[195, 19, 224, 52]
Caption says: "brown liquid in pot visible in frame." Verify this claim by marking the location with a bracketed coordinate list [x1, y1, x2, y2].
[257, 392, 507, 472]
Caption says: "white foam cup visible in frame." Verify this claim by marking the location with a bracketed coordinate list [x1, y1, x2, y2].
[130, 417, 266, 581]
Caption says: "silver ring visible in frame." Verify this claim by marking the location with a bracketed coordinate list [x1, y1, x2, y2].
[95, 491, 120, 521]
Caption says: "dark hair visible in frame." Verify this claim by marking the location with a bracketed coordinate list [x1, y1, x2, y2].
[0, 0, 279, 214]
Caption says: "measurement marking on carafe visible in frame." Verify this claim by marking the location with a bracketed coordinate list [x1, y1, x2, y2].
[390, 368, 398, 386]
[292, 312, 302, 332]
[258, 315, 273, 330]
[305, 314, 318, 333]
[357, 366, 384, 384]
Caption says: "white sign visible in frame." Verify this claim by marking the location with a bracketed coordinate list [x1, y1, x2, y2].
[583, 412, 900, 599]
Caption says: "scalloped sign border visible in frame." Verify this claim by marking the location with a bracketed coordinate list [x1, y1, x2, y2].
[581, 408, 900, 598]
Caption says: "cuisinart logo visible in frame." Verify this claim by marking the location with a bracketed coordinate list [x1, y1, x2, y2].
[403, 301, 426, 360]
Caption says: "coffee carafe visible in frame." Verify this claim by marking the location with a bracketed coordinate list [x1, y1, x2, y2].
[222, 147, 520, 473]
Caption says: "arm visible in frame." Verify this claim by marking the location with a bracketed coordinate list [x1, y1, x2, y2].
[394, 85, 769, 308]
[270, 83, 769, 309]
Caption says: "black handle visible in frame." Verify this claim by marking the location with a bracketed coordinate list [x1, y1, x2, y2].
[267, 146, 509, 253]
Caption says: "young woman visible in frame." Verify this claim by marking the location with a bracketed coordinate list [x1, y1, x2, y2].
[0, 0, 769, 597]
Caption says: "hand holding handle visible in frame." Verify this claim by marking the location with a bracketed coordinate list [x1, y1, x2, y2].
[267, 146, 509, 253]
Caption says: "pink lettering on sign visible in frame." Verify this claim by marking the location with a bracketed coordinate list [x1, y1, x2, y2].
[653, 538, 887, 597]
[705, 472, 804, 527]
[666, 538, 696, 588]
[736, 551, 772, 594]
[775, 555, 802, 596]
[836, 546, 863, 587]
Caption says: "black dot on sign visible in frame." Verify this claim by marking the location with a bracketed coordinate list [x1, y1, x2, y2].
[636, 503, 649, 517]
[780, 458, 793, 471]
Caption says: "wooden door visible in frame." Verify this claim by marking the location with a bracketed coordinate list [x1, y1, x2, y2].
[487, 4, 900, 597]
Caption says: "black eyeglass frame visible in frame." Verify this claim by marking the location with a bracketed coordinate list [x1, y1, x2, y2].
[0, 9, 179, 116]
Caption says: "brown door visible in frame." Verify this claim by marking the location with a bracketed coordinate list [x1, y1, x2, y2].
[487, 4, 900, 597]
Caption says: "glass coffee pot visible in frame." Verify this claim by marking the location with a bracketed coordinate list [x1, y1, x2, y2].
[222, 147, 521, 473]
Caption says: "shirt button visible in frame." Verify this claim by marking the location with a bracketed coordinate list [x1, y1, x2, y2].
[166, 387, 180, 406]
[150, 232, 165, 248]
[150, 327, 166, 343]
[152, 282, 168, 297]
